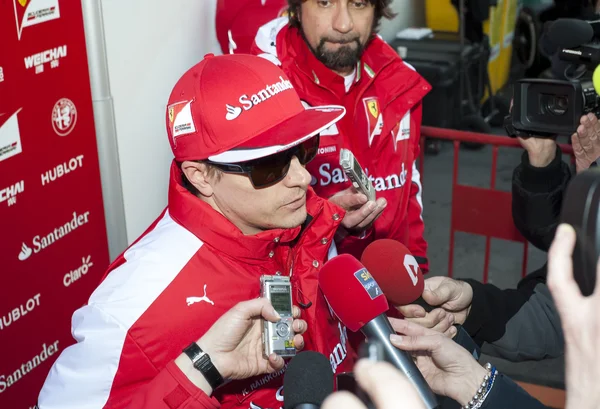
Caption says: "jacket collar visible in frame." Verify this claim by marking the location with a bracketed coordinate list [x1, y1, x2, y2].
[281, 26, 428, 103]
[167, 161, 338, 262]
[284, 27, 398, 92]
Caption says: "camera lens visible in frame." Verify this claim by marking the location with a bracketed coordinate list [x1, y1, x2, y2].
[542, 95, 569, 116]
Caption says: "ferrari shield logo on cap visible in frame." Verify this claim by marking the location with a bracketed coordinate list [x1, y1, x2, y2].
[167, 100, 197, 141]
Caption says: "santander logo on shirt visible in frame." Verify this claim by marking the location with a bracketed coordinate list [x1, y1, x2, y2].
[314, 163, 409, 192]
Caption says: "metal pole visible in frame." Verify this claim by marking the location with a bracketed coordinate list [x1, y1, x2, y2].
[81, 0, 128, 261]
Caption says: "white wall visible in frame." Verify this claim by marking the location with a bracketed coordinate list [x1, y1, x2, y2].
[97, 0, 422, 246]
[379, 0, 425, 43]
[100, 0, 220, 243]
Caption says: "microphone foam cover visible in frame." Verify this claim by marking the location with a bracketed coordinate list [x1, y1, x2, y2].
[548, 18, 594, 49]
[283, 351, 333, 409]
[361, 239, 425, 306]
[319, 254, 388, 332]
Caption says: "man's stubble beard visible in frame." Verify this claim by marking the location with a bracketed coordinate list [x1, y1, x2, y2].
[300, 28, 375, 73]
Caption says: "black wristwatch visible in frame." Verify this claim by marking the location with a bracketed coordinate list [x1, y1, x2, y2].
[182, 342, 224, 390]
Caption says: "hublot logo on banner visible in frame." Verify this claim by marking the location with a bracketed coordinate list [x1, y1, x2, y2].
[19, 211, 90, 261]
[41, 154, 84, 186]
[0, 293, 41, 332]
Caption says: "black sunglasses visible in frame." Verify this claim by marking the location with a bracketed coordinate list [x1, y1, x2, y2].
[206, 135, 320, 188]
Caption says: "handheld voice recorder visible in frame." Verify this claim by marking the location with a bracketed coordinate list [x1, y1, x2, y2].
[260, 275, 296, 359]
[339, 148, 376, 202]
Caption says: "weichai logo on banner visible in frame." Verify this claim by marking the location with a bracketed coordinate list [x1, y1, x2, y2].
[0, 179, 24, 207]
[13, 0, 61, 40]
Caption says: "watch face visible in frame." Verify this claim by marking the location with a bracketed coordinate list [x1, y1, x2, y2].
[193, 352, 207, 368]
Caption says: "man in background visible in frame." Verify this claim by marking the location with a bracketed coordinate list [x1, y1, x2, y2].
[252, 0, 432, 272]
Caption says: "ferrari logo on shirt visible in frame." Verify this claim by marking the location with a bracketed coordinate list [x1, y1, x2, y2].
[18, 0, 28, 7]
[363, 97, 384, 147]
[367, 100, 379, 119]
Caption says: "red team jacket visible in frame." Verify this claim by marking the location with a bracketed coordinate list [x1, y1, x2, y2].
[37, 163, 356, 409]
[252, 18, 432, 271]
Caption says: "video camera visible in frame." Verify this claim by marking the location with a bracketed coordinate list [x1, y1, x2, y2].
[506, 18, 600, 137]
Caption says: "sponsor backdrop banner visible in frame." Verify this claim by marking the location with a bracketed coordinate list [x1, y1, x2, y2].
[0, 0, 110, 407]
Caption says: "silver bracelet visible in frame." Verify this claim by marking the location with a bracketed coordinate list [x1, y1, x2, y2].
[462, 363, 498, 409]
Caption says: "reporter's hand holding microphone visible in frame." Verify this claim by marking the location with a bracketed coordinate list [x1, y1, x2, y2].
[322, 320, 490, 409]
[174, 298, 307, 396]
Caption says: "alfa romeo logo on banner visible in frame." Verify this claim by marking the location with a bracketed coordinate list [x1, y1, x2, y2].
[51, 98, 77, 136]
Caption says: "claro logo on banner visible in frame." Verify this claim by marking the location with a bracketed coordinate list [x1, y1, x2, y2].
[0, 340, 60, 394]
[64, 255, 94, 287]
[13, 0, 61, 40]
[24, 44, 66, 74]
[18, 210, 90, 261]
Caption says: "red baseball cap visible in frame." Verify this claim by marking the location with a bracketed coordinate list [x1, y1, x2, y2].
[166, 54, 345, 163]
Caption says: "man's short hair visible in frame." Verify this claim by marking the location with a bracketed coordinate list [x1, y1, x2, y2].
[287, 0, 395, 32]
[179, 161, 223, 197]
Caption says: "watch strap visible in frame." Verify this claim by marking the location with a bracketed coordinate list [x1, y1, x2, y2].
[183, 342, 224, 390]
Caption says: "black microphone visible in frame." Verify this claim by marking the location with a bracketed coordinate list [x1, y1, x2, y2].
[548, 18, 594, 49]
[541, 18, 595, 58]
[283, 351, 333, 409]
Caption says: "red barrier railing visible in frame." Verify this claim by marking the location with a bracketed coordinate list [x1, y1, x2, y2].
[420, 126, 574, 282]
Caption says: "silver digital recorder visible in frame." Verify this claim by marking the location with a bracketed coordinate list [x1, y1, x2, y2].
[339, 148, 376, 202]
[260, 275, 296, 359]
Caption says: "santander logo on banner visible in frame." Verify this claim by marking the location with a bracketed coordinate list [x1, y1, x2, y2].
[18, 210, 90, 261]
[0, 340, 60, 394]
[14, 0, 61, 40]
[24, 44, 66, 74]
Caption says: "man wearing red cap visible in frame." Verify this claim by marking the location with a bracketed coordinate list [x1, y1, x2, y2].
[252, 1, 432, 271]
[37, 54, 355, 409]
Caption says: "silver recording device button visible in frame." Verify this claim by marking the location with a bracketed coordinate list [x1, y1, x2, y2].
[276, 322, 290, 337]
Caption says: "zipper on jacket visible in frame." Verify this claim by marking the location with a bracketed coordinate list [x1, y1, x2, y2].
[296, 286, 313, 310]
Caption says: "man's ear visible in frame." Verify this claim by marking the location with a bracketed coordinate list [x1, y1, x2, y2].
[181, 161, 215, 197]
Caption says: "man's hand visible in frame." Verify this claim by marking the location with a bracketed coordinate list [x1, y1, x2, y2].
[548, 224, 600, 409]
[322, 359, 425, 409]
[176, 299, 307, 395]
[572, 113, 600, 173]
[396, 277, 473, 328]
[509, 98, 557, 167]
[390, 319, 488, 406]
[517, 134, 557, 168]
[329, 187, 387, 235]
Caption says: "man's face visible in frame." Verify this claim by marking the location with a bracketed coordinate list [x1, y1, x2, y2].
[210, 157, 312, 235]
[300, 0, 375, 74]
